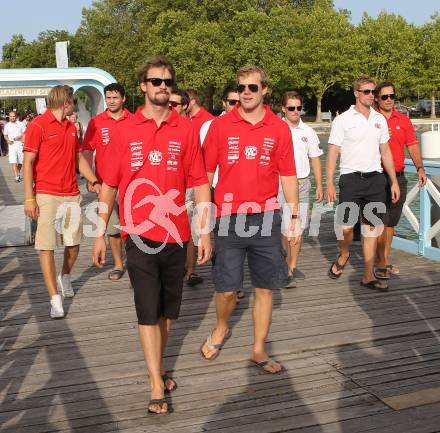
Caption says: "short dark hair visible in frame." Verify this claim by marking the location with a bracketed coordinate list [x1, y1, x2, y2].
[222, 84, 238, 101]
[171, 87, 190, 106]
[375, 81, 396, 97]
[136, 55, 176, 84]
[282, 90, 302, 106]
[104, 83, 126, 97]
[185, 88, 199, 104]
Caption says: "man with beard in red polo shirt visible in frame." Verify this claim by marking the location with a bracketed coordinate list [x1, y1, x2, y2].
[200, 65, 300, 374]
[83, 83, 133, 281]
[374, 81, 427, 279]
[92, 55, 211, 415]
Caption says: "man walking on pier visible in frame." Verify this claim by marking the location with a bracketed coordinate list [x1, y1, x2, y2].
[326, 76, 400, 291]
[201, 65, 300, 373]
[374, 81, 427, 279]
[92, 55, 211, 414]
[3, 111, 25, 182]
[23, 85, 100, 319]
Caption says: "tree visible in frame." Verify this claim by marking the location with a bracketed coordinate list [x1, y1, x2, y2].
[1, 34, 27, 67]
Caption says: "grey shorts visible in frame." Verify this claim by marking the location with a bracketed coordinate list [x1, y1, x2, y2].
[278, 177, 311, 233]
[212, 211, 288, 292]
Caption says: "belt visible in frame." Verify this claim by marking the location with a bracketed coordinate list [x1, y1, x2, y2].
[351, 171, 379, 178]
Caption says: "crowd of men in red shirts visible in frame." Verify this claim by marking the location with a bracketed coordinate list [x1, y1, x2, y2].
[21, 55, 426, 415]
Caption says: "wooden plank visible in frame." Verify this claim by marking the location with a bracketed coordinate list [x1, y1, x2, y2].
[382, 387, 440, 410]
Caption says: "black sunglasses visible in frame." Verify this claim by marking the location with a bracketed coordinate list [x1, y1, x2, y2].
[286, 105, 302, 112]
[357, 88, 375, 95]
[144, 77, 174, 87]
[237, 84, 259, 93]
[380, 93, 396, 101]
[226, 99, 239, 105]
[169, 101, 183, 107]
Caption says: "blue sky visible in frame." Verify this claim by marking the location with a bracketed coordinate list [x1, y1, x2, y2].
[1, 0, 439, 58]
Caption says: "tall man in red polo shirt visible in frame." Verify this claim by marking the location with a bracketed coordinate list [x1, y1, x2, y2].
[374, 81, 427, 279]
[184, 89, 215, 286]
[92, 56, 211, 414]
[201, 65, 300, 374]
[23, 85, 100, 319]
[83, 83, 133, 281]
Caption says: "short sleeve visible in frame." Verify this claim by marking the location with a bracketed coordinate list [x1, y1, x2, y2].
[379, 118, 390, 144]
[200, 119, 213, 145]
[307, 128, 323, 158]
[328, 116, 344, 146]
[404, 117, 419, 147]
[185, 124, 209, 188]
[82, 118, 97, 151]
[23, 122, 44, 153]
[202, 120, 219, 173]
[276, 123, 296, 176]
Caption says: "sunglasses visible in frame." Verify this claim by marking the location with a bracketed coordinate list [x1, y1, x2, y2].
[169, 101, 183, 107]
[380, 93, 396, 101]
[237, 84, 259, 93]
[226, 99, 239, 105]
[357, 88, 375, 95]
[144, 77, 174, 87]
[286, 105, 302, 112]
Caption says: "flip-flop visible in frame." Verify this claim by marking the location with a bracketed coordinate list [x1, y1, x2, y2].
[148, 398, 168, 414]
[360, 280, 388, 292]
[328, 254, 350, 279]
[200, 329, 231, 361]
[250, 358, 284, 374]
[186, 273, 203, 286]
[162, 373, 177, 393]
[387, 264, 400, 275]
[374, 267, 390, 280]
[108, 268, 125, 281]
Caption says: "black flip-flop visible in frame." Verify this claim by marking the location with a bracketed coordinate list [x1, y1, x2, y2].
[250, 358, 284, 374]
[162, 373, 177, 393]
[328, 254, 350, 279]
[108, 268, 125, 281]
[360, 280, 388, 292]
[186, 273, 203, 286]
[374, 267, 390, 280]
[148, 398, 168, 414]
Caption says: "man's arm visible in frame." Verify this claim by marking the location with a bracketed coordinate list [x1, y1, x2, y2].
[325, 144, 340, 203]
[193, 183, 212, 265]
[206, 172, 214, 187]
[92, 183, 117, 267]
[280, 175, 300, 245]
[380, 141, 400, 203]
[407, 144, 427, 186]
[310, 156, 323, 201]
[77, 152, 100, 192]
[23, 152, 39, 219]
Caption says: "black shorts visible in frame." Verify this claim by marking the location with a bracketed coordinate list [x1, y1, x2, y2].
[212, 211, 288, 292]
[125, 235, 188, 325]
[337, 172, 387, 227]
[383, 172, 408, 227]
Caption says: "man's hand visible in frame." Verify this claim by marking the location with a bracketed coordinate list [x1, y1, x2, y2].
[92, 236, 107, 267]
[418, 168, 427, 187]
[390, 181, 400, 204]
[326, 182, 337, 203]
[24, 200, 39, 219]
[197, 233, 212, 265]
[91, 182, 102, 194]
[315, 185, 324, 202]
[287, 217, 302, 246]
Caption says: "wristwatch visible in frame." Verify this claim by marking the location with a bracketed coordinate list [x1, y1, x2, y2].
[92, 180, 100, 186]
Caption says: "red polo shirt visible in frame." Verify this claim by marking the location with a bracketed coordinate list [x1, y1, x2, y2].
[203, 105, 296, 216]
[377, 108, 419, 172]
[82, 108, 133, 182]
[24, 110, 80, 196]
[101, 108, 208, 243]
[190, 107, 215, 135]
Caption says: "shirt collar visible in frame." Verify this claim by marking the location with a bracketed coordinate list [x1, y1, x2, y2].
[44, 109, 69, 126]
[285, 118, 305, 130]
[230, 104, 277, 126]
[377, 107, 399, 119]
[349, 105, 381, 118]
[105, 108, 130, 121]
[134, 106, 179, 127]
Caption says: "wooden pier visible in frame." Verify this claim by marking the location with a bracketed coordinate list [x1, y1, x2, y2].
[1, 156, 440, 432]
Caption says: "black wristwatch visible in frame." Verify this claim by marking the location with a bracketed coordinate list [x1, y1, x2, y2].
[92, 180, 101, 187]
[416, 166, 425, 172]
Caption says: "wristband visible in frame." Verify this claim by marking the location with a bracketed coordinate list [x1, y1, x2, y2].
[416, 166, 424, 172]
[291, 214, 298, 219]
[24, 198, 36, 203]
[92, 180, 101, 187]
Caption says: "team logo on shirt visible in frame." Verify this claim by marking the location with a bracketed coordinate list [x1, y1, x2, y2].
[301, 136, 308, 142]
[374, 123, 381, 129]
[396, 126, 401, 130]
[148, 150, 163, 165]
[101, 128, 110, 145]
[244, 145, 258, 159]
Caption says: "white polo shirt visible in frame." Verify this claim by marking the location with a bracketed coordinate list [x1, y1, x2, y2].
[4, 121, 25, 145]
[287, 119, 323, 179]
[200, 114, 224, 188]
[329, 106, 389, 175]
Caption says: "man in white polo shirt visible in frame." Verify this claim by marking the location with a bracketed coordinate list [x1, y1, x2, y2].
[3, 112, 25, 182]
[326, 76, 399, 291]
[278, 91, 323, 288]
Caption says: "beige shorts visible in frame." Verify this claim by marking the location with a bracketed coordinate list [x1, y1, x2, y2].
[35, 194, 83, 250]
